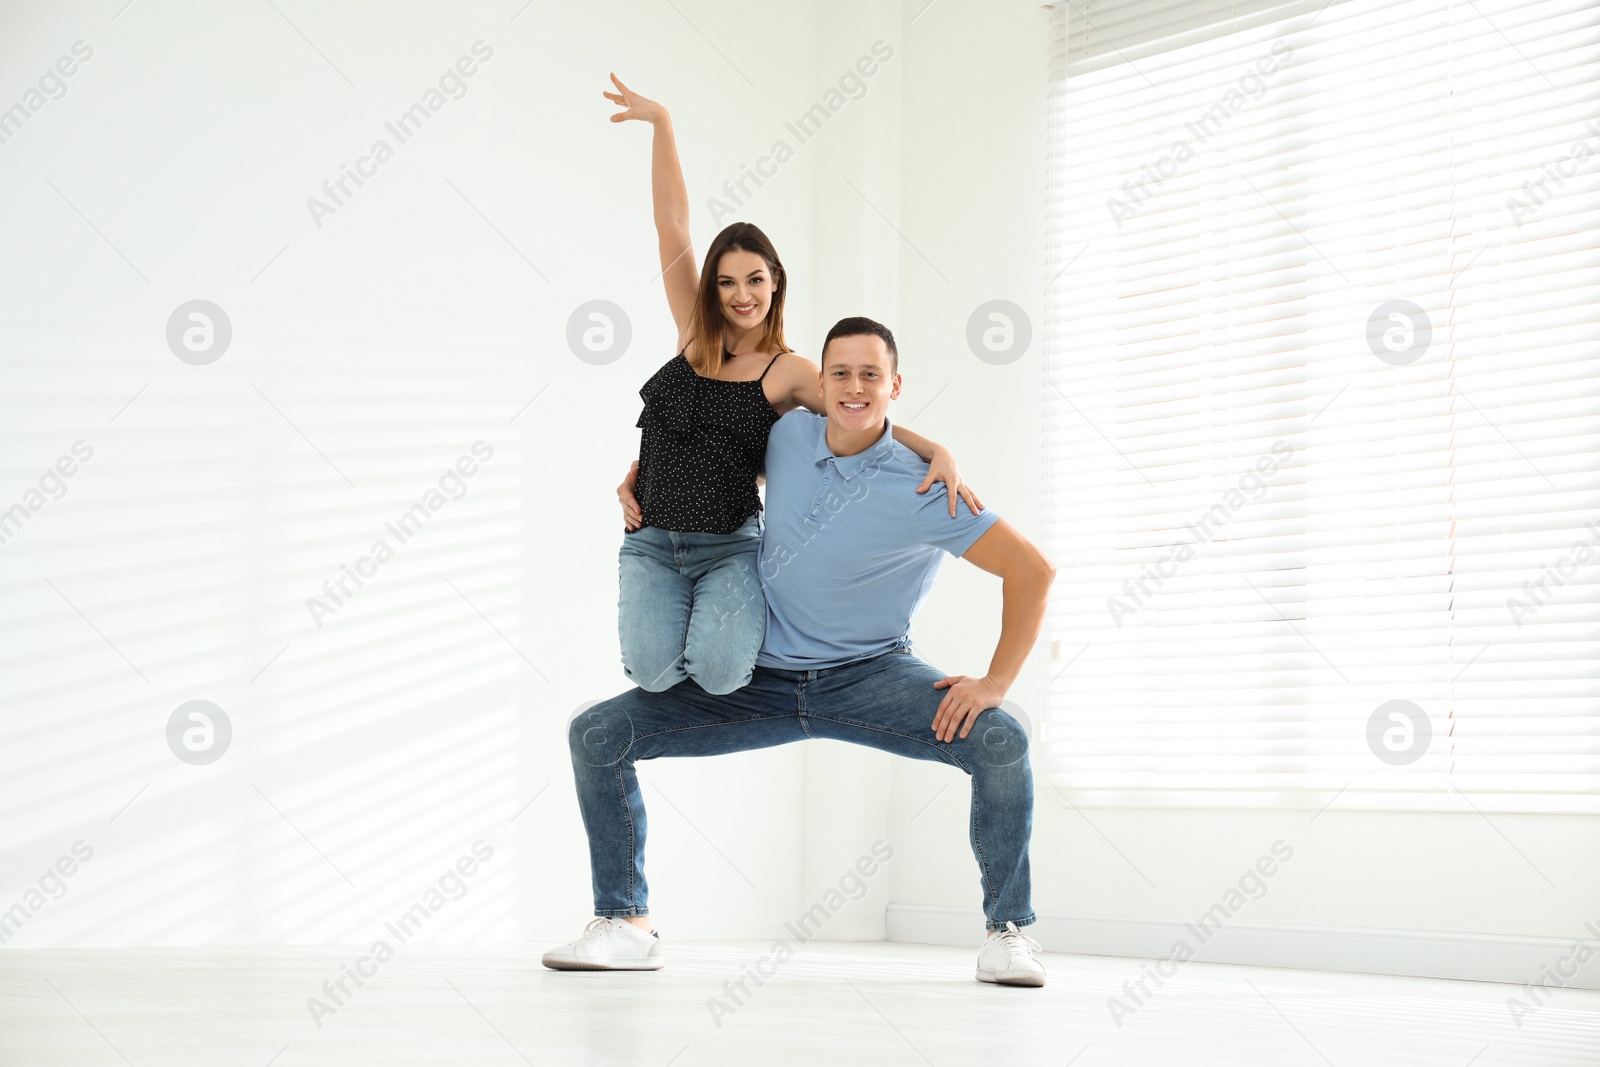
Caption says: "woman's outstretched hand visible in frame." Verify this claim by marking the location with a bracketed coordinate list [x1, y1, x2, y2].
[618, 461, 643, 531]
[604, 73, 667, 125]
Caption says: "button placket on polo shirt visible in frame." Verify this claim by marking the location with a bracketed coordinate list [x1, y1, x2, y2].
[812, 460, 832, 514]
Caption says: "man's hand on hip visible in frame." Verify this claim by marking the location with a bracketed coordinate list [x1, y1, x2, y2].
[931, 674, 1005, 743]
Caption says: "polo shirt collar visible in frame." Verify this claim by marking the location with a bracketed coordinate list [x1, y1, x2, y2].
[813, 416, 895, 481]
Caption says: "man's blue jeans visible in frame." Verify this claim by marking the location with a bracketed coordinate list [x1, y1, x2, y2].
[568, 646, 1036, 931]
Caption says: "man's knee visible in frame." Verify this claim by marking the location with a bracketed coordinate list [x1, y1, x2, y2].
[569, 699, 633, 768]
[969, 707, 1031, 771]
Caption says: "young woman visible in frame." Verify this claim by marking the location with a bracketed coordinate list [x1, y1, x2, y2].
[604, 73, 981, 696]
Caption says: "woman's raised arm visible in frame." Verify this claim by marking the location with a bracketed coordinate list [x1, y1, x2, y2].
[605, 73, 697, 347]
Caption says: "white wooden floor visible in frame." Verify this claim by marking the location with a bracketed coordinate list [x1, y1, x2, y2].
[2, 941, 1595, 1066]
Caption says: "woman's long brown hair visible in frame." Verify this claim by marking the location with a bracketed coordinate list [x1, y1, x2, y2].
[684, 222, 788, 377]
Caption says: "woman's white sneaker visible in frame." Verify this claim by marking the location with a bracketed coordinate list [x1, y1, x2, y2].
[976, 921, 1046, 987]
[541, 917, 665, 971]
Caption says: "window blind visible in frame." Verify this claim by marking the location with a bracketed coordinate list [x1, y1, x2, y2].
[1042, 0, 1600, 813]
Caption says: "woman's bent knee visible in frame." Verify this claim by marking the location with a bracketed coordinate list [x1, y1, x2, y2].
[685, 660, 752, 696]
[623, 650, 687, 692]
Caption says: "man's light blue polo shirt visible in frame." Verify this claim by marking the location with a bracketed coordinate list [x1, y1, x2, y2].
[755, 410, 1000, 670]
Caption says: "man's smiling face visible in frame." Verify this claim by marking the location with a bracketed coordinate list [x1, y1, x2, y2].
[820, 332, 901, 433]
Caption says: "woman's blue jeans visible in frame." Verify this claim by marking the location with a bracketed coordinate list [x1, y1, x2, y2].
[617, 516, 765, 695]
[568, 647, 1036, 931]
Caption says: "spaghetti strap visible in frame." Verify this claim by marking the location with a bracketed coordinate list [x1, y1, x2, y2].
[757, 351, 787, 381]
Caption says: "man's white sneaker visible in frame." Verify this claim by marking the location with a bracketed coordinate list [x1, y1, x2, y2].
[976, 921, 1046, 987]
[541, 917, 665, 971]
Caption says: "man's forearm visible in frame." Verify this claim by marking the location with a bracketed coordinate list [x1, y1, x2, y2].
[984, 568, 1053, 696]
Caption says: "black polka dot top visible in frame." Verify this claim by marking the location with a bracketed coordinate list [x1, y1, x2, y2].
[633, 348, 784, 534]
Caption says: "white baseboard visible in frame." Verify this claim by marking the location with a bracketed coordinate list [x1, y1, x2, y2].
[885, 904, 1600, 990]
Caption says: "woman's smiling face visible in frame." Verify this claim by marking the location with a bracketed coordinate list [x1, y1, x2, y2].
[715, 249, 775, 333]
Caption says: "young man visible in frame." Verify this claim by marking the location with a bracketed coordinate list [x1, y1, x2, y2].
[546, 317, 1056, 986]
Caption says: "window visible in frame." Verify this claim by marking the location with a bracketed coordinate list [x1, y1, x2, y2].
[1042, 0, 1600, 812]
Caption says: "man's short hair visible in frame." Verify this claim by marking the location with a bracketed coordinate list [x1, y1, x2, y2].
[822, 316, 898, 373]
